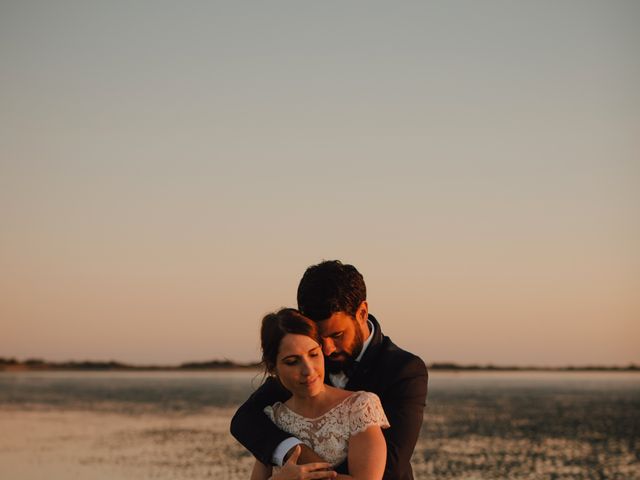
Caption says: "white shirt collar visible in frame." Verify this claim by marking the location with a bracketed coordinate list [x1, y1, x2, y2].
[355, 319, 375, 362]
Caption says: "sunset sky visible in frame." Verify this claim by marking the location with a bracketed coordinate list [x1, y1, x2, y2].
[1, 1, 638, 366]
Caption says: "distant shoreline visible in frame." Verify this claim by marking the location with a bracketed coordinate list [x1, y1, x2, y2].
[1, 357, 638, 372]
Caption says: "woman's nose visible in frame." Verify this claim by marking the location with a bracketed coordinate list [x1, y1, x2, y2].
[300, 358, 313, 376]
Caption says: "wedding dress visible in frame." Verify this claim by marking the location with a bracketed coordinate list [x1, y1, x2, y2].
[264, 391, 390, 467]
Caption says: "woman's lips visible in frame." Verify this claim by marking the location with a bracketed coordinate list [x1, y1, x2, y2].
[301, 376, 318, 386]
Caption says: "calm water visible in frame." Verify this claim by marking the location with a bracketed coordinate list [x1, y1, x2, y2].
[0, 370, 263, 412]
[1, 369, 639, 411]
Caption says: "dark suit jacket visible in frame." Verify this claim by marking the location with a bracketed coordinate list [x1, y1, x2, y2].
[230, 315, 428, 480]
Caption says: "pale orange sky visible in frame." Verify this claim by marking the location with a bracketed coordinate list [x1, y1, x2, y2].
[1, 1, 639, 366]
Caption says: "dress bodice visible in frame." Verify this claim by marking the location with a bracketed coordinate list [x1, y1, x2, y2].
[264, 391, 389, 467]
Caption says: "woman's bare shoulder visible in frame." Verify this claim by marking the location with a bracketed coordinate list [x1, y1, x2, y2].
[326, 385, 355, 401]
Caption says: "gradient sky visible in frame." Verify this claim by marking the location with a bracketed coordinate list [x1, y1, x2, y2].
[1, 1, 639, 366]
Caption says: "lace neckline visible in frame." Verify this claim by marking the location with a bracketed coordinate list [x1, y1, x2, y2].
[279, 392, 356, 421]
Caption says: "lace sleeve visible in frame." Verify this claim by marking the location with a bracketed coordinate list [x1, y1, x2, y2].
[348, 391, 390, 436]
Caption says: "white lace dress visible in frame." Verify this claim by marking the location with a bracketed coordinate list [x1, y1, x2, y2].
[264, 391, 390, 467]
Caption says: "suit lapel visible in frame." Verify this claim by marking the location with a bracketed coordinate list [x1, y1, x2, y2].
[345, 315, 384, 391]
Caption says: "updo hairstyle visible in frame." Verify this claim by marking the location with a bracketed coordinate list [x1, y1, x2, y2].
[260, 308, 320, 374]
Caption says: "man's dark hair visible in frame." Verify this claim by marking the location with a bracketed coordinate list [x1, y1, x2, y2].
[296, 260, 366, 321]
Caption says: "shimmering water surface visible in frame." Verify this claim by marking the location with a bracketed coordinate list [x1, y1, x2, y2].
[1, 370, 638, 479]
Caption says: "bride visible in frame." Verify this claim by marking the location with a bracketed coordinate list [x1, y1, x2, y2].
[250, 308, 389, 480]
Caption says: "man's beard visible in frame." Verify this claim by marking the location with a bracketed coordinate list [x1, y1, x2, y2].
[325, 326, 365, 374]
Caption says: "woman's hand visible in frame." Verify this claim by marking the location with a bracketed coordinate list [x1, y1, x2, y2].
[271, 446, 337, 480]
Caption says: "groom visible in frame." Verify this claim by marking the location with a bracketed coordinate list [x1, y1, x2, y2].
[230, 260, 428, 480]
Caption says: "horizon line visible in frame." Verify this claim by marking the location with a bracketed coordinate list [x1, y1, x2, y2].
[1, 357, 638, 372]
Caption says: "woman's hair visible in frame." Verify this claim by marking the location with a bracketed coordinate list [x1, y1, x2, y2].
[260, 308, 320, 373]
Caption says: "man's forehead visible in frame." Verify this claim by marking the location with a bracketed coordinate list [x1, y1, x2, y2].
[317, 313, 354, 335]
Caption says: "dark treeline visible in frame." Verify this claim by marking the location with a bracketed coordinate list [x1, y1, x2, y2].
[0, 357, 260, 371]
[0, 357, 637, 372]
[428, 362, 639, 371]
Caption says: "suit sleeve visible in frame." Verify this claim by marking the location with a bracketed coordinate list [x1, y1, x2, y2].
[229, 376, 292, 465]
[381, 357, 428, 480]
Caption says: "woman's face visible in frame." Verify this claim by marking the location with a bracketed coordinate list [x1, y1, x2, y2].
[275, 333, 325, 398]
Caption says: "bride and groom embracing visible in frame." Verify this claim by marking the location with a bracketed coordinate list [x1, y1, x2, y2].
[231, 260, 428, 480]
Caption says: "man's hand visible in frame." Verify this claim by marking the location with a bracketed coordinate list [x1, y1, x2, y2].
[271, 446, 336, 480]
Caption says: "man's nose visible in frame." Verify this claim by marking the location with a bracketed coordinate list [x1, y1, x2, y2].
[322, 338, 335, 356]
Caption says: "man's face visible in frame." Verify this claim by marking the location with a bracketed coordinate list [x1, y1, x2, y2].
[316, 304, 368, 373]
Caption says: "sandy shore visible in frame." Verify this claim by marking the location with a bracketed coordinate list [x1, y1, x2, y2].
[0, 406, 254, 480]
